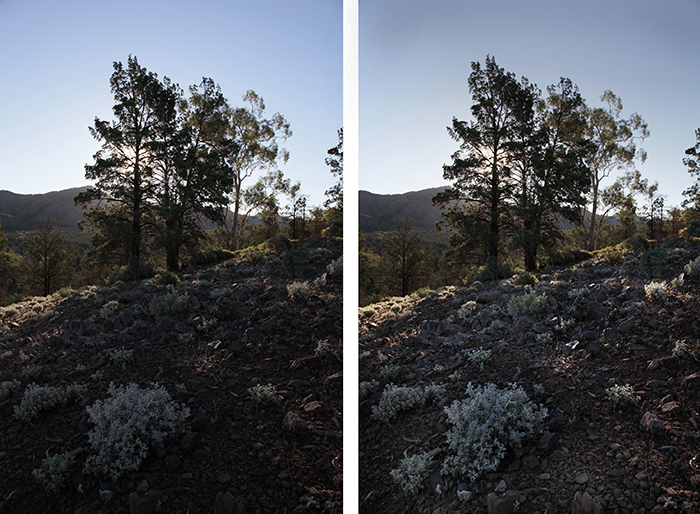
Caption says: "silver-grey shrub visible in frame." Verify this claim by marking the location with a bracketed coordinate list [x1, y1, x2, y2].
[442, 382, 548, 481]
[14, 383, 87, 422]
[149, 289, 189, 315]
[84, 382, 189, 480]
[372, 383, 446, 423]
[390, 452, 433, 496]
[508, 289, 547, 316]
[33, 451, 75, 493]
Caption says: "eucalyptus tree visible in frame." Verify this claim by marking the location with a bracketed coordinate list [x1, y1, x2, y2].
[682, 128, 700, 211]
[153, 78, 234, 270]
[513, 78, 592, 270]
[581, 91, 649, 251]
[433, 56, 534, 274]
[220, 91, 292, 250]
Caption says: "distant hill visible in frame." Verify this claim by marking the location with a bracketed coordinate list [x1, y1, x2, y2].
[0, 187, 89, 232]
[359, 186, 619, 235]
[359, 187, 446, 233]
[0, 187, 263, 234]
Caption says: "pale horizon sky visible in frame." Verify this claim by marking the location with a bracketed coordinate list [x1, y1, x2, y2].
[0, 0, 342, 209]
[360, 0, 700, 209]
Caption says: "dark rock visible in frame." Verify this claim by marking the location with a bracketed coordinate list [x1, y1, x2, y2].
[661, 401, 682, 418]
[128, 490, 163, 514]
[404, 335, 422, 346]
[537, 432, 556, 451]
[180, 432, 201, 451]
[641, 411, 666, 435]
[602, 328, 620, 341]
[618, 318, 636, 333]
[325, 372, 342, 388]
[684, 371, 700, 388]
[213, 491, 247, 514]
[486, 490, 522, 514]
[283, 411, 308, 435]
[571, 491, 603, 514]
[45, 335, 63, 346]
[550, 450, 568, 462]
[245, 327, 263, 342]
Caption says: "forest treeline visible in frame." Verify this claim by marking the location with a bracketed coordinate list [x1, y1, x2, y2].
[360, 56, 700, 306]
[0, 56, 342, 306]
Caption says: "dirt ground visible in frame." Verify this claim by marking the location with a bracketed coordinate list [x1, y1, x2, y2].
[359, 243, 700, 514]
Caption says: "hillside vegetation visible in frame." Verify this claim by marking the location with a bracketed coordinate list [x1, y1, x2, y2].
[0, 240, 342, 513]
[360, 238, 700, 514]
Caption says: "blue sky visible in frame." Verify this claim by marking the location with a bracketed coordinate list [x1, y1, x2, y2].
[0, 0, 342, 209]
[360, 0, 700, 208]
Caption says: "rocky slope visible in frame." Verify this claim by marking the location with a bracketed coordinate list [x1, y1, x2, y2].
[0, 240, 342, 514]
[359, 241, 700, 514]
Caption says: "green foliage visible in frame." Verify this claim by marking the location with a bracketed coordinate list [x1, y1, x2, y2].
[645, 281, 668, 303]
[109, 262, 155, 284]
[248, 383, 282, 406]
[287, 280, 310, 301]
[14, 383, 87, 422]
[515, 273, 538, 285]
[640, 246, 668, 277]
[149, 288, 189, 315]
[390, 452, 433, 496]
[508, 288, 547, 316]
[84, 382, 189, 479]
[685, 256, 700, 277]
[467, 347, 492, 370]
[158, 272, 180, 285]
[0, 379, 21, 401]
[372, 383, 446, 423]
[33, 452, 75, 494]
[282, 244, 310, 277]
[605, 383, 639, 408]
[442, 382, 548, 481]
[468, 262, 514, 284]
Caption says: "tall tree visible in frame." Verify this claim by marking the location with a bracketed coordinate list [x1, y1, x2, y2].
[580, 91, 649, 251]
[513, 78, 592, 270]
[221, 91, 292, 250]
[682, 128, 700, 211]
[324, 127, 343, 222]
[154, 78, 233, 270]
[381, 218, 427, 297]
[433, 56, 533, 273]
[76, 56, 168, 271]
[22, 218, 71, 296]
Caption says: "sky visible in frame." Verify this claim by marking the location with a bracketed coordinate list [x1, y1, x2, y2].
[359, 0, 700, 209]
[0, 0, 342, 209]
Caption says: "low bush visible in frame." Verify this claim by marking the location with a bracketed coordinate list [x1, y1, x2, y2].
[390, 452, 433, 496]
[14, 383, 87, 422]
[442, 382, 547, 481]
[508, 288, 547, 316]
[372, 383, 446, 423]
[84, 382, 189, 480]
[640, 246, 668, 277]
[150, 288, 189, 316]
[33, 452, 75, 494]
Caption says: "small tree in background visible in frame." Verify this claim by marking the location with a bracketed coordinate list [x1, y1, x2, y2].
[221, 90, 292, 250]
[682, 128, 700, 212]
[22, 218, 71, 296]
[381, 218, 428, 297]
[324, 128, 343, 226]
[580, 91, 649, 251]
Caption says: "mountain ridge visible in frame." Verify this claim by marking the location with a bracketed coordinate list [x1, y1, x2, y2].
[0, 187, 89, 232]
